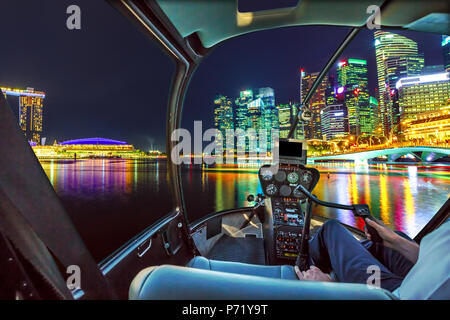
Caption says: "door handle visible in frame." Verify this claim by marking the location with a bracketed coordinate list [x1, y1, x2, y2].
[137, 238, 152, 258]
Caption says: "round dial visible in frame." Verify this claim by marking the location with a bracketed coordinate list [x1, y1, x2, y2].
[274, 170, 287, 182]
[293, 188, 304, 198]
[280, 185, 291, 197]
[287, 171, 299, 184]
[260, 169, 273, 181]
[301, 171, 312, 185]
[265, 184, 277, 196]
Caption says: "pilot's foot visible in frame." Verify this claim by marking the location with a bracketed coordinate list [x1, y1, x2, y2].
[295, 265, 334, 282]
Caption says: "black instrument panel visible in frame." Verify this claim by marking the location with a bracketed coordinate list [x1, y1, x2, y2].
[258, 164, 320, 199]
[258, 164, 320, 261]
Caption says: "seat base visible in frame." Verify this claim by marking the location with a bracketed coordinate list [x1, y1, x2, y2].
[129, 263, 396, 300]
[187, 256, 298, 280]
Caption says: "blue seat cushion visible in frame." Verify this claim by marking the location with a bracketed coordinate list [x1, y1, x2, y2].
[129, 264, 396, 300]
[186, 256, 298, 280]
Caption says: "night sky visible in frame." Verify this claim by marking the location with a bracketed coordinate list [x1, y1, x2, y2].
[0, 0, 444, 151]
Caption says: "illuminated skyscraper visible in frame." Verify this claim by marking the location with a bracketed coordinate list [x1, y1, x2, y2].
[442, 35, 450, 72]
[247, 97, 264, 130]
[382, 55, 424, 92]
[396, 72, 450, 130]
[257, 87, 277, 152]
[233, 87, 277, 153]
[336, 59, 372, 135]
[337, 59, 368, 89]
[370, 96, 381, 133]
[214, 95, 234, 151]
[300, 69, 328, 139]
[374, 31, 423, 137]
[320, 104, 349, 140]
[257, 87, 277, 132]
[235, 89, 253, 131]
[325, 75, 337, 106]
[276, 102, 304, 139]
[290, 102, 305, 140]
[1, 87, 46, 144]
[277, 104, 291, 138]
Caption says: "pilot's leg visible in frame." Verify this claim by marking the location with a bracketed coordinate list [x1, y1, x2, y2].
[309, 219, 404, 291]
[361, 231, 415, 278]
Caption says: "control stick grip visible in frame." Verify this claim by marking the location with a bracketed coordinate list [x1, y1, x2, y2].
[353, 204, 382, 243]
[364, 216, 383, 243]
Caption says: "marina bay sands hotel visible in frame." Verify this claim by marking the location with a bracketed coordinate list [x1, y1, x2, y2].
[1, 87, 46, 144]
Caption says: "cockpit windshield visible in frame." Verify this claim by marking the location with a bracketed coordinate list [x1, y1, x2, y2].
[181, 25, 449, 237]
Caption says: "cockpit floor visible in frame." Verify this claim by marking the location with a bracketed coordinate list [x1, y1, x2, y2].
[206, 234, 266, 265]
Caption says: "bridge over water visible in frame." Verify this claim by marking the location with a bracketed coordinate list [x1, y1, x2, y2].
[308, 146, 450, 164]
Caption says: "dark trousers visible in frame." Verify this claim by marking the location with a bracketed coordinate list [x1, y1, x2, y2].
[309, 220, 415, 291]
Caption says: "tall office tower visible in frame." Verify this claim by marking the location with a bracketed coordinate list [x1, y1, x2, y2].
[246, 97, 265, 152]
[443, 35, 450, 72]
[257, 87, 277, 131]
[256, 87, 277, 152]
[277, 104, 291, 138]
[213, 95, 234, 151]
[374, 30, 423, 137]
[300, 69, 328, 139]
[370, 96, 381, 133]
[325, 75, 337, 106]
[234, 90, 253, 151]
[320, 104, 349, 140]
[383, 55, 424, 88]
[396, 72, 450, 132]
[290, 102, 305, 139]
[235, 89, 253, 131]
[337, 59, 371, 136]
[1, 87, 46, 144]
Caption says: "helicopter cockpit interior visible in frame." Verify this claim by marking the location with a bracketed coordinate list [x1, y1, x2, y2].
[127, 139, 394, 300]
[0, 0, 449, 303]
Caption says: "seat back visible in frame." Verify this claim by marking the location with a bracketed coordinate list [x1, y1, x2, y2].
[130, 265, 396, 300]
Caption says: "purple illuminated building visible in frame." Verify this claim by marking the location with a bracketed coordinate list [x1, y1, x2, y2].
[58, 137, 129, 146]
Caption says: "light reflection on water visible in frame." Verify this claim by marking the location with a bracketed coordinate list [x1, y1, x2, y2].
[40, 159, 449, 261]
[189, 162, 449, 237]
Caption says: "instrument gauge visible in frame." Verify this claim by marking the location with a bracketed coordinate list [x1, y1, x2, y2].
[287, 172, 299, 184]
[280, 185, 292, 197]
[293, 188, 304, 198]
[260, 169, 273, 181]
[301, 171, 313, 185]
[266, 184, 278, 196]
[274, 170, 287, 182]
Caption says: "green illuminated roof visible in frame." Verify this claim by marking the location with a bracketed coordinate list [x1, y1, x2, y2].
[348, 59, 367, 65]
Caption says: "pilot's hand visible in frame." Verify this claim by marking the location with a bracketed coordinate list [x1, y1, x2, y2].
[365, 218, 399, 249]
[295, 265, 333, 282]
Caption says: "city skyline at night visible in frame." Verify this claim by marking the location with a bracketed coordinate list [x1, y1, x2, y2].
[212, 30, 449, 148]
[0, 1, 447, 151]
